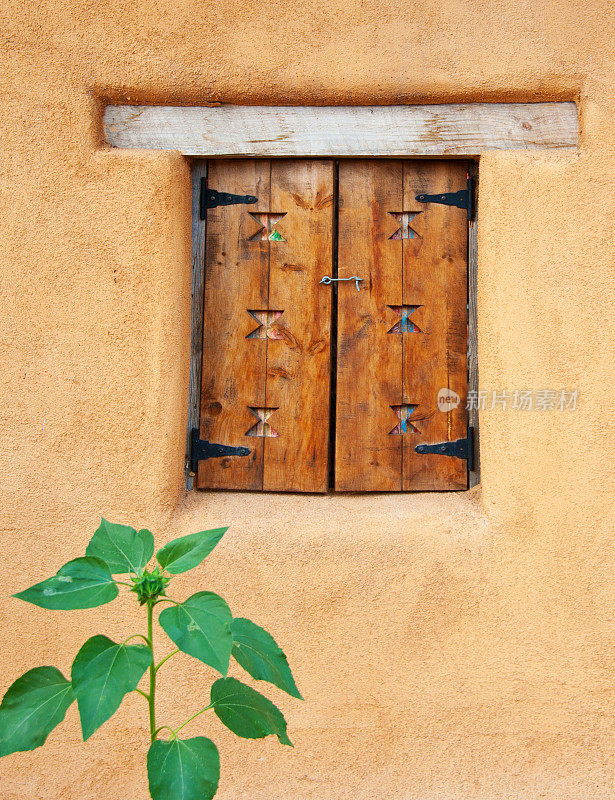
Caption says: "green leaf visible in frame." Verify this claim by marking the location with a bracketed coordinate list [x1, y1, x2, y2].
[156, 527, 228, 574]
[13, 557, 118, 610]
[71, 635, 152, 740]
[86, 518, 154, 574]
[0, 666, 74, 757]
[159, 592, 232, 675]
[231, 618, 302, 699]
[210, 677, 292, 745]
[148, 737, 219, 800]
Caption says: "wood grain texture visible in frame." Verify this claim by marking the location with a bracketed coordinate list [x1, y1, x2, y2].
[402, 161, 468, 490]
[186, 159, 207, 491]
[198, 159, 333, 492]
[335, 160, 468, 491]
[104, 103, 578, 157]
[335, 160, 403, 491]
[264, 160, 334, 492]
[468, 159, 480, 488]
[197, 160, 271, 489]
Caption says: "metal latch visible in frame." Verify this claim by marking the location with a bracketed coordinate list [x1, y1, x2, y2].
[319, 275, 363, 291]
[199, 179, 258, 219]
[414, 427, 474, 472]
[415, 176, 475, 220]
[190, 428, 251, 473]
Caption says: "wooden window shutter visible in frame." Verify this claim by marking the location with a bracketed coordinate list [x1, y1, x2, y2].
[196, 158, 468, 492]
[197, 159, 334, 492]
[335, 160, 469, 491]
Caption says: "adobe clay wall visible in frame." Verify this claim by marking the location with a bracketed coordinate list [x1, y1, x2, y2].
[0, 0, 614, 798]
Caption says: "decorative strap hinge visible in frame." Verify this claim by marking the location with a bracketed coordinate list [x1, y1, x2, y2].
[415, 176, 475, 220]
[199, 179, 258, 218]
[414, 427, 474, 472]
[190, 428, 251, 473]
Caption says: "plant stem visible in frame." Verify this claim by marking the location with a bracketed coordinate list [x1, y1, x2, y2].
[147, 601, 156, 741]
[123, 633, 151, 647]
[154, 648, 180, 674]
[153, 725, 177, 739]
[173, 703, 213, 735]
[153, 597, 179, 607]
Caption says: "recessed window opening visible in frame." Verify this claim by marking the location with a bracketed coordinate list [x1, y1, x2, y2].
[192, 157, 474, 493]
[103, 102, 579, 494]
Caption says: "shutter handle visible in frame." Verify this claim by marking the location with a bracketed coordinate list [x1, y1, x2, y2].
[319, 275, 363, 291]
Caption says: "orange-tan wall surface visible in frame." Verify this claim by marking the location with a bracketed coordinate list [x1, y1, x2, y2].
[1, 1, 614, 798]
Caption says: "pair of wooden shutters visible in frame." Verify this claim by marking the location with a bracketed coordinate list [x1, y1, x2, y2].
[198, 159, 468, 492]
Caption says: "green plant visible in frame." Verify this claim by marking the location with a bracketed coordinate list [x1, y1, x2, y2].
[0, 520, 301, 800]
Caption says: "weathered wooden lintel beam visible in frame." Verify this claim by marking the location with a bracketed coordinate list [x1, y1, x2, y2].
[103, 103, 578, 158]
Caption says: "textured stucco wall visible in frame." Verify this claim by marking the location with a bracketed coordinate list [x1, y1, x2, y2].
[1, 1, 614, 798]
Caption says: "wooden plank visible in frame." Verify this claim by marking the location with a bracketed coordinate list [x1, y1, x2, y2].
[197, 160, 271, 490]
[335, 160, 403, 491]
[468, 162, 480, 487]
[336, 160, 469, 491]
[186, 159, 207, 491]
[401, 161, 468, 490]
[264, 160, 334, 492]
[104, 103, 578, 157]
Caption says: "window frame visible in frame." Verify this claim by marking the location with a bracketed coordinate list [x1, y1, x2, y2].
[186, 157, 480, 491]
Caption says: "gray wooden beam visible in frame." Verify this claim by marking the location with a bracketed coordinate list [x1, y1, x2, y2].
[104, 103, 578, 158]
[185, 160, 207, 491]
[467, 164, 480, 488]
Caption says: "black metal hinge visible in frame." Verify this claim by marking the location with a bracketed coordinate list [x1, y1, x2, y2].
[415, 176, 475, 220]
[199, 179, 258, 219]
[414, 427, 474, 472]
[190, 428, 251, 473]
